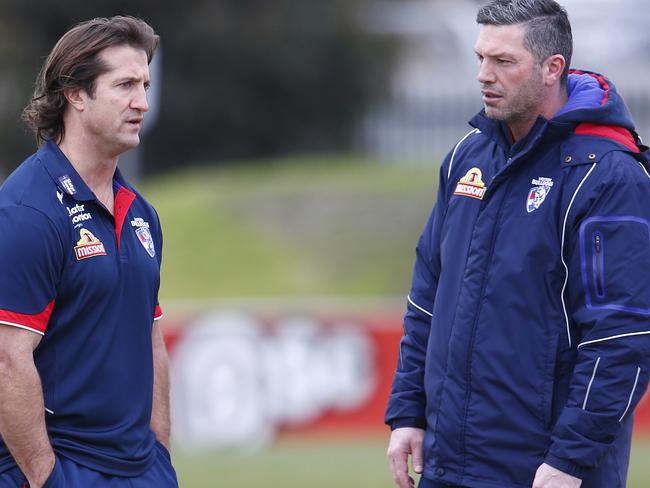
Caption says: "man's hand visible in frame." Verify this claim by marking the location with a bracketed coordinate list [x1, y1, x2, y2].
[532, 463, 582, 488]
[387, 427, 425, 488]
[0, 325, 55, 488]
[151, 321, 171, 449]
[24, 454, 55, 488]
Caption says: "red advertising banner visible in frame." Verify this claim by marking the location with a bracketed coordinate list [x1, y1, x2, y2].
[163, 308, 650, 448]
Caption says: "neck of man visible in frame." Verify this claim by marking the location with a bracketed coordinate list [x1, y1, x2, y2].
[508, 84, 569, 142]
[58, 133, 120, 214]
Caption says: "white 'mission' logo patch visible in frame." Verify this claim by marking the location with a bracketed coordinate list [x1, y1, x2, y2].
[454, 167, 487, 200]
[74, 229, 107, 260]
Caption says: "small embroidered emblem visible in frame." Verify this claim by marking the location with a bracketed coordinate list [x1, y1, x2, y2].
[74, 229, 107, 260]
[58, 175, 77, 195]
[454, 167, 487, 200]
[526, 177, 554, 213]
[135, 226, 156, 258]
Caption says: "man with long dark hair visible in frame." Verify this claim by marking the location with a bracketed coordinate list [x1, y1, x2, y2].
[0, 16, 178, 487]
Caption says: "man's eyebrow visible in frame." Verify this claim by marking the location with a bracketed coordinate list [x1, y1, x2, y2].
[114, 75, 150, 84]
[475, 49, 515, 59]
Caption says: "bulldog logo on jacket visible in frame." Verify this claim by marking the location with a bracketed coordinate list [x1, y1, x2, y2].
[526, 176, 554, 213]
[454, 167, 487, 200]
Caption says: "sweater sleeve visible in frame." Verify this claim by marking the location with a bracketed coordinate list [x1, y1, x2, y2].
[0, 205, 63, 335]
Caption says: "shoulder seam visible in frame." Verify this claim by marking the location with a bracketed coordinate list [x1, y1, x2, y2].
[5, 202, 66, 260]
[448, 129, 481, 180]
[9, 202, 59, 229]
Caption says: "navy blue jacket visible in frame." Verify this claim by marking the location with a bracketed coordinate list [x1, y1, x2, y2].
[386, 72, 650, 488]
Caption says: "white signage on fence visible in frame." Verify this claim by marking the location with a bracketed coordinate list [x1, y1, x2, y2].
[170, 311, 376, 449]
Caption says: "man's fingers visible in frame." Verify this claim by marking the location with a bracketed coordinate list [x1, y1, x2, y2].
[388, 448, 411, 488]
[411, 436, 424, 474]
[532, 463, 582, 488]
[387, 428, 426, 488]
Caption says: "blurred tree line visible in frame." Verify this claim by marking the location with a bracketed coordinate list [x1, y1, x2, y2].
[0, 0, 395, 174]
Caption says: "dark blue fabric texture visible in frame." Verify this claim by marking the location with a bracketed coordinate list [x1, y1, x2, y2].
[386, 71, 650, 488]
[0, 140, 164, 476]
[0, 443, 177, 487]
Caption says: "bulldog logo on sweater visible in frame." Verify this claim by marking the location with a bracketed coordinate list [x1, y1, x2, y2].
[135, 226, 156, 258]
[131, 218, 155, 258]
[454, 167, 487, 200]
[74, 229, 107, 260]
[526, 177, 554, 213]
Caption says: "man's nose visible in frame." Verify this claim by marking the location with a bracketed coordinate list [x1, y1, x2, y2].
[477, 61, 496, 84]
[132, 86, 149, 112]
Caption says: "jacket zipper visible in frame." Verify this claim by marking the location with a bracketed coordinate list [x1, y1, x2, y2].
[594, 234, 604, 298]
[458, 179, 513, 476]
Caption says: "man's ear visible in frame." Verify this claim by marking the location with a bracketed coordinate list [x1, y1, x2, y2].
[63, 87, 86, 112]
[543, 54, 566, 86]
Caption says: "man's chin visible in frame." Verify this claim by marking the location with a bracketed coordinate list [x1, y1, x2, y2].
[123, 135, 141, 150]
[484, 106, 505, 121]
[112, 136, 141, 157]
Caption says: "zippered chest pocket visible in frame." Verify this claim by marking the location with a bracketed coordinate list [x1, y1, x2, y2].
[579, 216, 650, 313]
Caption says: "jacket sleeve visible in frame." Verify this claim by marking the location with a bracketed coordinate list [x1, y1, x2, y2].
[385, 161, 449, 429]
[545, 156, 650, 477]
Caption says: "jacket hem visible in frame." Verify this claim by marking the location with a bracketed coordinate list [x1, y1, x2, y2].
[422, 468, 530, 488]
[543, 452, 588, 479]
[389, 417, 427, 430]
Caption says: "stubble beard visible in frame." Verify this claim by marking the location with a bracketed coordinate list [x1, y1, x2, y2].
[484, 73, 544, 127]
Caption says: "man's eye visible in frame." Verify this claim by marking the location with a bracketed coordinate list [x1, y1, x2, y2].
[497, 59, 510, 64]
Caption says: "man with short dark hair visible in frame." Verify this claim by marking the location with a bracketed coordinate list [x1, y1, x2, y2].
[0, 17, 178, 487]
[386, 1, 650, 487]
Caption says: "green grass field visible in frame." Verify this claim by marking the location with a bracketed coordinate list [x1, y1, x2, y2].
[172, 437, 394, 488]
[171, 436, 650, 487]
[141, 156, 437, 299]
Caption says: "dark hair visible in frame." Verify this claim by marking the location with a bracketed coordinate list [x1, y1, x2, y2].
[23, 16, 159, 145]
[477, 0, 572, 85]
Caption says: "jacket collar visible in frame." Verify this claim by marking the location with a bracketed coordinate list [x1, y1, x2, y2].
[469, 70, 641, 157]
[470, 111, 558, 156]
